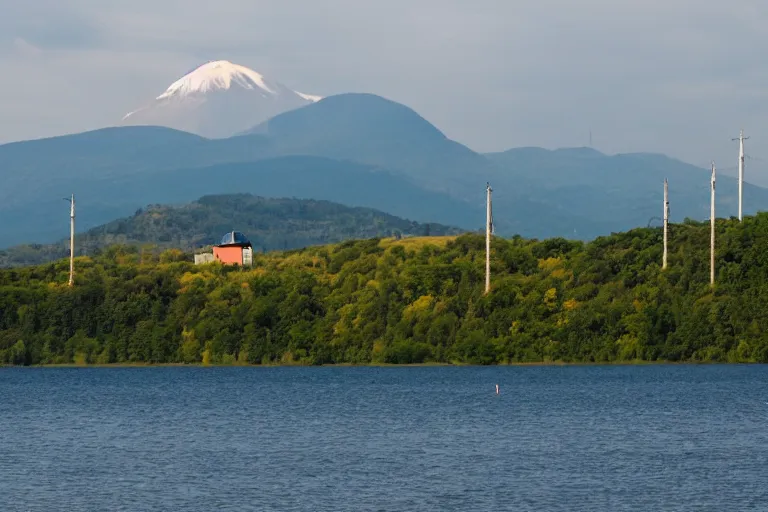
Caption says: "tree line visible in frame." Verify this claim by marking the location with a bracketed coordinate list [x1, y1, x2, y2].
[2, 214, 768, 365]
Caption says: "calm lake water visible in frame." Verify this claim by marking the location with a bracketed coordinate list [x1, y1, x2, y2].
[1, 365, 767, 511]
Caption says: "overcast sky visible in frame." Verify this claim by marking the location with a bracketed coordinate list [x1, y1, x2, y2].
[2, 0, 768, 176]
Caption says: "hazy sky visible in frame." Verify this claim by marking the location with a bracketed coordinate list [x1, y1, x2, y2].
[2, 0, 768, 176]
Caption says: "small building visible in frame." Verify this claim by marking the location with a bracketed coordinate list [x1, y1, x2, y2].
[213, 231, 253, 266]
[194, 231, 253, 266]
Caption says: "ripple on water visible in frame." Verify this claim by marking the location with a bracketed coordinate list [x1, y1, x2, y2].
[1, 365, 767, 511]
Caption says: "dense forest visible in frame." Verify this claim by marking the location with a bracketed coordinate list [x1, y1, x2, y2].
[2, 214, 768, 366]
[0, 194, 460, 268]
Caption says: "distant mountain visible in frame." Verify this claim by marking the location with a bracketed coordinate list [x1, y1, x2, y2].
[486, 147, 767, 233]
[121, 60, 321, 138]
[0, 194, 461, 268]
[0, 92, 507, 247]
[0, 150, 483, 247]
[3, 91, 768, 249]
[102, 156, 484, 232]
[244, 93, 498, 192]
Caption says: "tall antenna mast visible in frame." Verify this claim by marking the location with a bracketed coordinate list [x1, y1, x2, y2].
[732, 129, 749, 221]
[63, 194, 75, 286]
[663, 178, 669, 270]
[485, 182, 492, 295]
[710, 162, 716, 286]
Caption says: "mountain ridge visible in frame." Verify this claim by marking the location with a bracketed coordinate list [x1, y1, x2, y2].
[0, 194, 462, 268]
[2, 93, 767, 248]
[244, 93, 491, 186]
[486, 145, 765, 225]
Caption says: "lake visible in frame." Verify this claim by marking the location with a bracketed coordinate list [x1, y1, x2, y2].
[1, 365, 766, 511]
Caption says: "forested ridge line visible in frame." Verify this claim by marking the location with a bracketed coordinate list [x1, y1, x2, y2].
[0, 194, 460, 268]
[2, 214, 768, 366]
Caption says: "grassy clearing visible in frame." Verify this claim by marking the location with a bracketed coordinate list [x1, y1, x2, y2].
[379, 236, 457, 251]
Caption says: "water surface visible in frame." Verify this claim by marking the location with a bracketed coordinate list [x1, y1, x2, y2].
[1, 365, 767, 511]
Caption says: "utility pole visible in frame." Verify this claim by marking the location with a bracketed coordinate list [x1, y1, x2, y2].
[710, 162, 716, 287]
[663, 178, 669, 270]
[64, 194, 75, 286]
[732, 129, 749, 221]
[485, 182, 492, 295]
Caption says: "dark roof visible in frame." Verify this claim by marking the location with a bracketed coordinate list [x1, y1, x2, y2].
[217, 231, 252, 247]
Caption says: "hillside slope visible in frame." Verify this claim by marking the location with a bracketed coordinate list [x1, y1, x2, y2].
[3, 214, 768, 365]
[0, 194, 462, 267]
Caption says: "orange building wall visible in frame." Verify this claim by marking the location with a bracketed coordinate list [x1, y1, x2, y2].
[213, 246, 243, 265]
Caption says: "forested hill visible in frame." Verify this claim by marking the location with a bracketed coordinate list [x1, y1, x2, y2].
[0, 194, 461, 268]
[2, 214, 768, 366]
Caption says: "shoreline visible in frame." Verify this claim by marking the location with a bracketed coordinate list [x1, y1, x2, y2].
[4, 360, 759, 369]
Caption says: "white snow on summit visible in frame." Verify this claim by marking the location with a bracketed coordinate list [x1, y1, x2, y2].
[156, 60, 277, 100]
[121, 60, 322, 138]
[295, 91, 323, 103]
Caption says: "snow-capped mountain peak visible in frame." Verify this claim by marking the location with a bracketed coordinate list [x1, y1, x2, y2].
[121, 60, 323, 138]
[157, 60, 277, 100]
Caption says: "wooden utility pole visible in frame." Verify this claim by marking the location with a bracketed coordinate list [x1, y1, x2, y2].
[732, 130, 749, 221]
[65, 194, 75, 286]
[485, 182, 492, 295]
[710, 163, 716, 286]
[663, 179, 669, 270]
